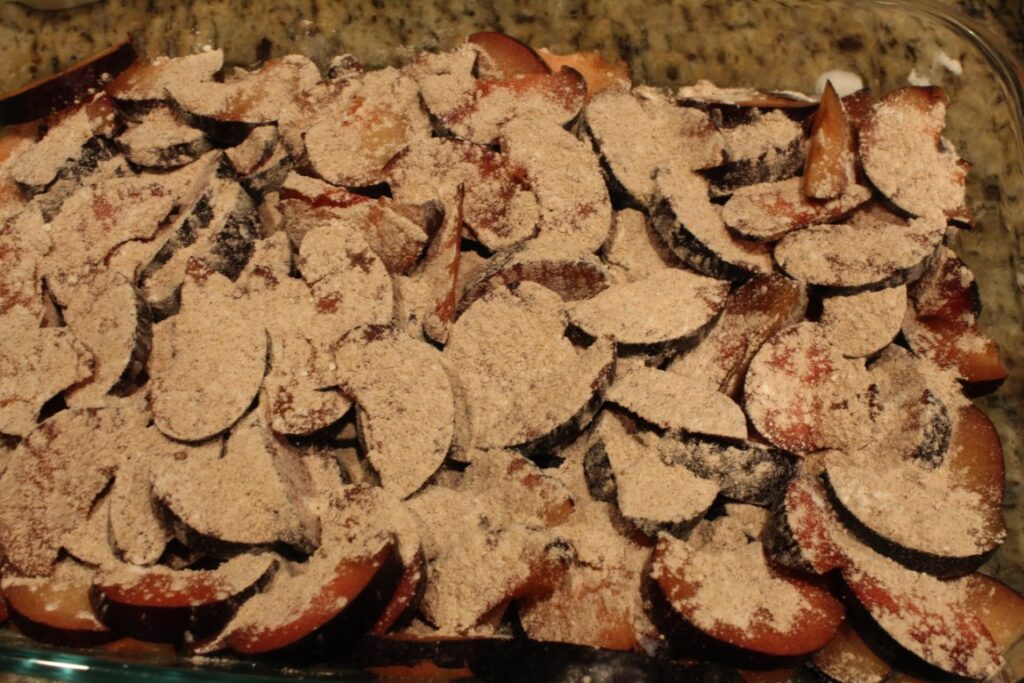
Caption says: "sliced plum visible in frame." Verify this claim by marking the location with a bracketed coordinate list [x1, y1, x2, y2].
[149, 267, 267, 442]
[652, 164, 774, 281]
[661, 436, 795, 507]
[722, 177, 871, 242]
[440, 66, 587, 146]
[701, 109, 806, 197]
[0, 39, 137, 125]
[3, 561, 116, 647]
[819, 286, 906, 358]
[62, 492, 118, 568]
[606, 367, 747, 442]
[668, 274, 805, 397]
[467, 32, 550, 79]
[774, 212, 946, 293]
[456, 449, 574, 528]
[859, 86, 967, 220]
[386, 137, 539, 252]
[650, 508, 844, 662]
[902, 312, 1007, 396]
[537, 47, 631, 99]
[568, 268, 729, 353]
[331, 325, 455, 500]
[501, 117, 612, 254]
[116, 106, 210, 169]
[457, 239, 610, 314]
[677, 80, 818, 122]
[968, 574, 1024, 656]
[586, 88, 724, 206]
[811, 621, 892, 683]
[601, 208, 680, 283]
[907, 246, 980, 321]
[404, 188, 463, 344]
[744, 322, 873, 454]
[803, 80, 856, 200]
[106, 50, 224, 110]
[91, 553, 278, 643]
[305, 68, 431, 188]
[445, 283, 614, 454]
[0, 208, 52, 324]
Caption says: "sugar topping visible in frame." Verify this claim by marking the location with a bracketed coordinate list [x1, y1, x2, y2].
[820, 285, 906, 358]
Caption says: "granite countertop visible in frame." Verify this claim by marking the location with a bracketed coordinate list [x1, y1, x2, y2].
[0, 1, 1022, 681]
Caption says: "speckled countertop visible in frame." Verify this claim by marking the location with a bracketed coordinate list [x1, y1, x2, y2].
[0, 0, 1022, 680]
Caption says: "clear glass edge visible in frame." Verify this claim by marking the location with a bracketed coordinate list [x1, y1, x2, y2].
[0, 0, 1022, 681]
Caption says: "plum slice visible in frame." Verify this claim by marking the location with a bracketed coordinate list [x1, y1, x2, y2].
[701, 110, 806, 197]
[458, 239, 610, 314]
[902, 311, 1007, 397]
[63, 272, 153, 408]
[224, 125, 278, 178]
[116, 106, 210, 169]
[858, 86, 968, 220]
[606, 367, 747, 442]
[968, 574, 1024, 657]
[652, 164, 774, 281]
[907, 246, 980, 320]
[454, 449, 574, 528]
[91, 553, 277, 643]
[386, 137, 539, 252]
[152, 409, 319, 555]
[106, 50, 223, 109]
[744, 322, 873, 454]
[722, 176, 871, 242]
[3, 561, 116, 647]
[0, 307, 94, 437]
[601, 208, 680, 283]
[149, 266, 267, 441]
[445, 283, 614, 454]
[677, 80, 818, 117]
[467, 32, 550, 79]
[811, 621, 892, 683]
[0, 39, 137, 126]
[803, 80, 856, 200]
[669, 274, 806, 397]
[586, 88, 724, 206]
[819, 285, 906, 358]
[569, 268, 729, 352]
[331, 325, 455, 500]
[650, 506, 844, 662]
[501, 117, 612, 254]
[538, 47, 631, 99]
[660, 436, 795, 507]
[774, 212, 946, 293]
[402, 188, 463, 344]
[305, 68, 431, 188]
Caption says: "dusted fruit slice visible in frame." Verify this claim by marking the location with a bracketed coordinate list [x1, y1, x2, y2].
[537, 48, 631, 99]
[968, 574, 1024, 655]
[811, 621, 891, 683]
[702, 109, 806, 196]
[441, 67, 587, 146]
[902, 312, 1007, 396]
[501, 118, 612, 253]
[652, 165, 774, 281]
[677, 80, 818, 115]
[722, 177, 871, 242]
[601, 208, 679, 283]
[106, 50, 223, 108]
[606, 367, 747, 442]
[63, 272, 153, 408]
[332, 325, 455, 500]
[116, 107, 210, 169]
[458, 240, 610, 313]
[859, 86, 967, 219]
[305, 68, 431, 187]
[651, 508, 844, 659]
[262, 333, 351, 437]
[819, 286, 906, 358]
[404, 188, 463, 344]
[0, 39, 137, 125]
[4, 561, 116, 647]
[149, 266, 267, 442]
[446, 284, 615, 453]
[774, 213, 946, 293]
[0, 207, 51, 323]
[907, 246, 980, 320]
[0, 406, 147, 575]
[668, 274, 806, 397]
[385, 137, 539, 252]
[803, 81, 856, 200]
[568, 269, 729, 352]
[660, 436, 794, 507]
[586, 88, 723, 205]
[455, 449, 574, 528]
[91, 554, 278, 643]
[0, 307, 94, 437]
[745, 322, 873, 454]
[467, 32, 550, 79]
[152, 410, 319, 554]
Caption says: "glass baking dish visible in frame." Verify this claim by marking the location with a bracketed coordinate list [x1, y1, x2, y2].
[0, 0, 1021, 680]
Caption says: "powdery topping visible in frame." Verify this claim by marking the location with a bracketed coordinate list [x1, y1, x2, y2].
[661, 436, 792, 506]
[654, 164, 773, 275]
[722, 177, 871, 242]
[149, 269, 267, 442]
[225, 125, 278, 176]
[0, 307, 94, 437]
[387, 137, 539, 251]
[586, 88, 723, 203]
[152, 409, 318, 551]
[569, 268, 728, 348]
[820, 286, 906, 358]
[824, 450, 1000, 556]
[117, 107, 209, 168]
[0, 207, 51, 321]
[405, 44, 478, 120]
[445, 283, 614, 450]
[96, 553, 276, 605]
[332, 326, 454, 500]
[601, 208, 677, 283]
[305, 67, 431, 187]
[10, 98, 113, 189]
[456, 449, 574, 528]
[501, 118, 612, 254]
[107, 50, 224, 102]
[606, 367, 747, 441]
[909, 246, 976, 321]
[63, 494, 118, 567]
[63, 272, 150, 408]
[859, 87, 966, 218]
[721, 110, 803, 162]
[775, 213, 946, 289]
[677, 80, 815, 107]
